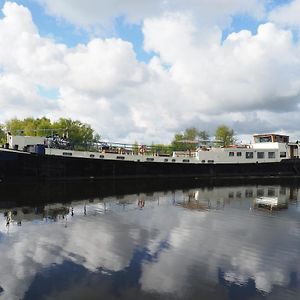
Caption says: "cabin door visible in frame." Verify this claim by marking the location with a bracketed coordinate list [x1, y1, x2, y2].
[290, 145, 298, 158]
[291, 146, 294, 158]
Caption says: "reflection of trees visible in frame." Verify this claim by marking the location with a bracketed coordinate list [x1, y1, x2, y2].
[1, 185, 300, 227]
[46, 207, 70, 220]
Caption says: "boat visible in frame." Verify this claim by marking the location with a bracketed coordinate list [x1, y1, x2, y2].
[253, 196, 288, 210]
[0, 133, 300, 182]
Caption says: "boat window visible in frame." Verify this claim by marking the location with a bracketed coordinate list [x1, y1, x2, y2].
[229, 152, 234, 157]
[164, 158, 168, 162]
[268, 152, 275, 159]
[99, 155, 104, 158]
[274, 135, 289, 143]
[268, 188, 275, 197]
[254, 136, 272, 143]
[90, 154, 95, 158]
[245, 189, 253, 198]
[257, 152, 265, 159]
[246, 152, 253, 159]
[237, 152, 242, 157]
[146, 158, 154, 161]
[201, 160, 205, 163]
[280, 187, 286, 195]
[117, 156, 125, 160]
[280, 152, 286, 158]
[62, 152, 72, 156]
[172, 159, 176, 162]
[208, 160, 214, 163]
[257, 189, 264, 197]
[183, 159, 190, 163]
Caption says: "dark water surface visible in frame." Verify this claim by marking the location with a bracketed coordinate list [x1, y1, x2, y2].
[0, 179, 300, 300]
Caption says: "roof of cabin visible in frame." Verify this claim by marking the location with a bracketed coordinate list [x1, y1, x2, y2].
[253, 133, 289, 137]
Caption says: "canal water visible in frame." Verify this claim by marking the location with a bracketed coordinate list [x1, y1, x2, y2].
[0, 179, 300, 300]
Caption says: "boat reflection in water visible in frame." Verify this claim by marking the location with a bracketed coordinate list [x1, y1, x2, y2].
[253, 196, 288, 211]
[0, 179, 300, 300]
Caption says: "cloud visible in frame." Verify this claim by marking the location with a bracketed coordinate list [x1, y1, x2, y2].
[0, 2, 67, 87]
[269, 0, 300, 29]
[144, 15, 300, 112]
[1, 1, 300, 143]
[36, 0, 264, 29]
[64, 39, 146, 95]
[0, 203, 137, 300]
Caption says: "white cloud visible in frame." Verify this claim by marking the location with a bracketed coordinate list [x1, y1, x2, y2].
[36, 0, 264, 29]
[1, 2, 300, 143]
[144, 15, 300, 113]
[269, 0, 300, 28]
[0, 2, 67, 87]
[64, 38, 146, 95]
[0, 74, 57, 120]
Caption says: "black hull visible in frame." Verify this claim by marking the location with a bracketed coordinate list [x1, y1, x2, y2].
[1, 149, 300, 182]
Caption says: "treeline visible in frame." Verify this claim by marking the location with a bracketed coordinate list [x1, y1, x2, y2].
[0, 117, 100, 150]
[0, 117, 235, 153]
[163, 125, 235, 153]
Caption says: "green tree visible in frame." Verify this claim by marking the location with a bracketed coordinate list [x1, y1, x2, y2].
[132, 141, 139, 155]
[215, 125, 235, 147]
[35, 117, 52, 136]
[6, 118, 25, 135]
[171, 133, 186, 151]
[0, 124, 6, 144]
[184, 127, 198, 140]
[198, 130, 210, 142]
[171, 127, 210, 151]
[53, 118, 94, 150]
[23, 117, 38, 136]
[5, 117, 100, 151]
[151, 143, 172, 156]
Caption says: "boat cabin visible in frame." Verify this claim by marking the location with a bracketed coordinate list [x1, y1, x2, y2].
[253, 134, 299, 158]
[253, 134, 289, 144]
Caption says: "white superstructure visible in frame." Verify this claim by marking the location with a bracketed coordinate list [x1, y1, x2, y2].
[5, 133, 299, 165]
[195, 134, 292, 164]
[8, 135, 45, 150]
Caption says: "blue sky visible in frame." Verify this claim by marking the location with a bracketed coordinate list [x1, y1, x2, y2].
[0, 0, 89, 46]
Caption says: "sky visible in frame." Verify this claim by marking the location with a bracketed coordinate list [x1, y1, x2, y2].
[0, 0, 300, 143]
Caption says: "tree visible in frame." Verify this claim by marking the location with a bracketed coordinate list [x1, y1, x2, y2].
[184, 127, 198, 140]
[4, 117, 100, 150]
[198, 130, 209, 142]
[5, 117, 52, 136]
[53, 118, 94, 150]
[151, 143, 172, 155]
[132, 141, 139, 155]
[35, 117, 52, 136]
[171, 127, 210, 151]
[6, 118, 25, 135]
[0, 124, 6, 144]
[215, 125, 235, 147]
[171, 133, 187, 151]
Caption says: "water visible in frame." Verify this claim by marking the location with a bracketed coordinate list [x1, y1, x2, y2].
[0, 179, 300, 300]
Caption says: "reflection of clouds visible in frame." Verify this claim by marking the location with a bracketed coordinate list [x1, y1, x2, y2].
[0, 209, 137, 300]
[139, 193, 300, 296]
[0, 186, 299, 299]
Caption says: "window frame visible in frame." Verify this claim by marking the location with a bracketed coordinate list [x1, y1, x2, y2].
[246, 152, 253, 159]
